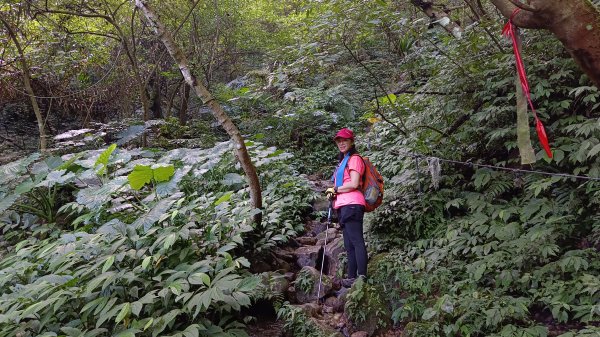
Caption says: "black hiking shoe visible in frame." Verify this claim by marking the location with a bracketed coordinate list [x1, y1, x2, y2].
[341, 278, 356, 288]
[342, 275, 367, 288]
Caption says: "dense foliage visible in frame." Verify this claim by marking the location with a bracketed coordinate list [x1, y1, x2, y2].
[0, 141, 312, 336]
[1, 0, 600, 336]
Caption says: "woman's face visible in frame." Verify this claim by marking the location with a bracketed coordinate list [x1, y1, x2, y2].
[335, 138, 353, 154]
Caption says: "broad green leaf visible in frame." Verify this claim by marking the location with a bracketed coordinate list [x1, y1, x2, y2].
[232, 291, 251, 307]
[56, 152, 85, 171]
[43, 170, 76, 187]
[131, 301, 143, 316]
[60, 327, 82, 336]
[189, 272, 211, 286]
[183, 324, 201, 337]
[113, 329, 140, 337]
[156, 166, 191, 197]
[164, 233, 177, 250]
[0, 193, 20, 214]
[81, 297, 106, 314]
[115, 303, 131, 324]
[588, 143, 600, 158]
[377, 93, 396, 105]
[214, 192, 233, 206]
[15, 178, 38, 194]
[76, 176, 127, 209]
[142, 256, 152, 270]
[102, 255, 115, 273]
[222, 173, 243, 186]
[132, 195, 179, 231]
[95, 144, 117, 175]
[144, 318, 154, 330]
[128, 165, 153, 190]
[22, 300, 48, 317]
[152, 164, 175, 183]
[0, 152, 40, 184]
[96, 300, 120, 328]
[422, 307, 437, 320]
[151, 309, 181, 337]
[472, 263, 486, 281]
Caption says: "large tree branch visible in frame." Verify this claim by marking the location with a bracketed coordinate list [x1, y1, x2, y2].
[410, 0, 464, 38]
[63, 29, 121, 41]
[36, 8, 114, 22]
[491, 0, 600, 87]
[508, 0, 539, 12]
[489, 0, 546, 28]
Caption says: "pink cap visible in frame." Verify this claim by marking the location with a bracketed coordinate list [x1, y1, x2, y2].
[333, 128, 354, 140]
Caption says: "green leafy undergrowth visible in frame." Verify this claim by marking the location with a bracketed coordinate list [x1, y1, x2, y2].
[366, 188, 600, 336]
[0, 140, 313, 336]
[276, 303, 332, 337]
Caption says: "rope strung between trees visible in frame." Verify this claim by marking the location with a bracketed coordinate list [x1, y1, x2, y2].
[408, 153, 600, 182]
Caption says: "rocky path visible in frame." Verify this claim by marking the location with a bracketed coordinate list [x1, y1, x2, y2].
[247, 177, 403, 337]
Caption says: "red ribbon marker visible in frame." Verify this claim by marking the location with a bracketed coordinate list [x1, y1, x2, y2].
[502, 8, 553, 158]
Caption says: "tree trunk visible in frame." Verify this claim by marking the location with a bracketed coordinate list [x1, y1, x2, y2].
[490, 0, 600, 87]
[165, 78, 184, 119]
[178, 84, 190, 126]
[135, 0, 263, 223]
[0, 15, 47, 152]
[149, 67, 163, 119]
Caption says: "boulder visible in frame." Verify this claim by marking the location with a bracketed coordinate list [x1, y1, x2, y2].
[294, 245, 321, 268]
[332, 287, 350, 313]
[273, 257, 291, 272]
[310, 222, 328, 236]
[296, 236, 318, 246]
[316, 227, 339, 244]
[295, 266, 332, 303]
[259, 272, 289, 295]
[324, 236, 346, 277]
[297, 302, 322, 318]
[273, 247, 296, 262]
[351, 332, 369, 337]
[286, 285, 297, 303]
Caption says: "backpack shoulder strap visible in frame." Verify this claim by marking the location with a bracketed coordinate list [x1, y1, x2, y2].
[350, 154, 367, 183]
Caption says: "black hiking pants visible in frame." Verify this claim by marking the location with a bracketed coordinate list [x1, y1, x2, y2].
[338, 204, 367, 278]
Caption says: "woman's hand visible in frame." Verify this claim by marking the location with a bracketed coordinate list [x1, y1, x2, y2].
[325, 187, 336, 199]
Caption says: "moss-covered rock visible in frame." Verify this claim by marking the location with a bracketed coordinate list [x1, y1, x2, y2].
[344, 277, 392, 336]
[295, 266, 333, 303]
[366, 252, 390, 277]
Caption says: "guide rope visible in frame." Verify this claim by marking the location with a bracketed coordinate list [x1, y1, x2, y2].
[408, 153, 600, 182]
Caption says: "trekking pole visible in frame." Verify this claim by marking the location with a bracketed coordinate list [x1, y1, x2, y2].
[317, 198, 333, 301]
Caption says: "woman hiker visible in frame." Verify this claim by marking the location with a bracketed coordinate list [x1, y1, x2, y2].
[325, 127, 367, 288]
